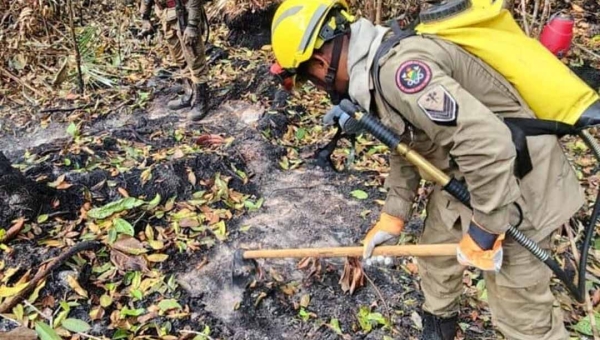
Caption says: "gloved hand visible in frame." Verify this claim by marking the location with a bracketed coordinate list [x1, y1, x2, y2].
[362, 213, 405, 263]
[457, 219, 504, 272]
[183, 25, 199, 46]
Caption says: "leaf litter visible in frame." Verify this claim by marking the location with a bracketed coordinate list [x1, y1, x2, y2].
[0, 0, 599, 339]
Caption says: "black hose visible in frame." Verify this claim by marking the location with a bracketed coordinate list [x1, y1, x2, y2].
[576, 130, 600, 302]
[345, 107, 600, 304]
[355, 114, 401, 148]
[444, 178, 471, 207]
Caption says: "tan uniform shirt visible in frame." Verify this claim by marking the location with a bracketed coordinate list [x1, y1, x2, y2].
[347, 19, 585, 239]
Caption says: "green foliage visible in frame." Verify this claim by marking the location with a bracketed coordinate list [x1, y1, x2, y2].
[356, 306, 390, 333]
[88, 197, 145, 220]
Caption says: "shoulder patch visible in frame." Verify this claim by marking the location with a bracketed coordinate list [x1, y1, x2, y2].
[417, 85, 458, 126]
[395, 60, 431, 94]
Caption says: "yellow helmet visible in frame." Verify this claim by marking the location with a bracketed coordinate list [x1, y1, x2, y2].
[270, 0, 355, 89]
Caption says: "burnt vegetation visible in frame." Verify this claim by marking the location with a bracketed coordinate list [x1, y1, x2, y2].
[0, 0, 599, 339]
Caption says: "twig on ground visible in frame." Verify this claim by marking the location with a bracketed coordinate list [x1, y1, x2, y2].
[574, 43, 600, 61]
[538, 0, 551, 33]
[0, 67, 44, 97]
[520, 0, 531, 36]
[23, 300, 52, 324]
[565, 223, 600, 340]
[0, 313, 21, 325]
[363, 271, 391, 321]
[40, 105, 91, 114]
[77, 332, 105, 340]
[0, 241, 102, 313]
[531, 0, 540, 37]
[67, 0, 84, 93]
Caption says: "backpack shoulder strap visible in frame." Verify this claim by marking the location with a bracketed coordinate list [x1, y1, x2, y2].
[370, 20, 417, 113]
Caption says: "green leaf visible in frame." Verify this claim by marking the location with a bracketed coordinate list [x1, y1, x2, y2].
[120, 307, 145, 317]
[571, 313, 600, 336]
[87, 197, 145, 220]
[108, 228, 118, 244]
[356, 306, 389, 333]
[114, 218, 134, 236]
[146, 194, 161, 210]
[296, 127, 306, 140]
[298, 308, 310, 321]
[13, 303, 24, 321]
[244, 198, 264, 212]
[211, 221, 227, 241]
[572, 318, 593, 336]
[351, 190, 368, 200]
[61, 318, 91, 333]
[329, 318, 342, 335]
[594, 238, 600, 251]
[37, 214, 49, 223]
[476, 279, 487, 302]
[131, 289, 143, 300]
[35, 322, 61, 340]
[112, 329, 129, 339]
[158, 299, 182, 312]
[100, 294, 113, 308]
[66, 122, 78, 138]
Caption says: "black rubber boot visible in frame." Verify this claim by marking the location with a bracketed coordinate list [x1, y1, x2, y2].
[167, 80, 193, 110]
[421, 311, 458, 340]
[188, 83, 209, 121]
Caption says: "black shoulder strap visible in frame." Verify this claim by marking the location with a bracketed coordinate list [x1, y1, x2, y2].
[503, 118, 578, 178]
[369, 21, 586, 180]
[370, 20, 417, 114]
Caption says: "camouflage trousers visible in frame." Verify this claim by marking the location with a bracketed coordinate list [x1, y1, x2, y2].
[416, 189, 570, 340]
[162, 12, 207, 85]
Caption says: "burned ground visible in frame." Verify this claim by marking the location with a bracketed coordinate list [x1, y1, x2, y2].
[0, 1, 599, 340]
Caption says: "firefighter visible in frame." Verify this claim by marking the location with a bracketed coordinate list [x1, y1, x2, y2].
[268, 0, 594, 338]
[140, 0, 209, 120]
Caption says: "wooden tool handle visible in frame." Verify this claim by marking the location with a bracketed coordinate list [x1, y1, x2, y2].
[242, 244, 457, 259]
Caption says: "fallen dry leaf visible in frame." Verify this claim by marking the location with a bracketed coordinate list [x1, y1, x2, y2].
[137, 311, 158, 323]
[297, 257, 322, 279]
[339, 257, 364, 294]
[0, 326, 37, 340]
[118, 187, 130, 197]
[179, 218, 200, 228]
[187, 169, 197, 186]
[269, 267, 284, 282]
[406, 262, 418, 274]
[196, 134, 225, 147]
[300, 294, 310, 308]
[173, 148, 185, 159]
[66, 274, 88, 298]
[112, 235, 147, 255]
[110, 249, 150, 272]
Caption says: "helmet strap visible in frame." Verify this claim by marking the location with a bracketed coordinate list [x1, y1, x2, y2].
[325, 34, 344, 104]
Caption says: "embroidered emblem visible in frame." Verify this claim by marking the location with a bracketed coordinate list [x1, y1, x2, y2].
[395, 60, 432, 94]
[417, 85, 458, 125]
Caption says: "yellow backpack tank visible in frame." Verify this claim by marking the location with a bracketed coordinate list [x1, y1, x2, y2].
[408, 0, 599, 125]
